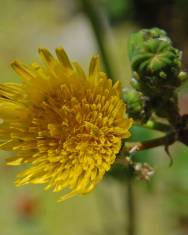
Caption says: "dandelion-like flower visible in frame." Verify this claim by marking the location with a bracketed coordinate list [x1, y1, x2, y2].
[0, 48, 132, 201]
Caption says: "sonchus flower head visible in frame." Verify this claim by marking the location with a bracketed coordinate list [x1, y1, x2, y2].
[0, 48, 132, 201]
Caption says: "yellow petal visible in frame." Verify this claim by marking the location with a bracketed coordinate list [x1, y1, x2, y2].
[11, 61, 36, 81]
[58, 189, 79, 202]
[55, 47, 73, 70]
[89, 56, 100, 78]
[6, 156, 24, 166]
[0, 140, 17, 150]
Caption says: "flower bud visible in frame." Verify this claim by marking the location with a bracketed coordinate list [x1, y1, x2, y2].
[122, 88, 151, 123]
[128, 27, 187, 97]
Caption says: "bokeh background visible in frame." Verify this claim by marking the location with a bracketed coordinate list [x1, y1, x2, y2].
[0, 0, 188, 234]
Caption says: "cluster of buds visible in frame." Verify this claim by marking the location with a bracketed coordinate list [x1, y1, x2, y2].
[128, 27, 187, 97]
[121, 27, 188, 182]
[124, 28, 187, 122]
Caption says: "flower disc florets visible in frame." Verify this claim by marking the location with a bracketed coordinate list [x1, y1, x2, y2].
[0, 48, 132, 201]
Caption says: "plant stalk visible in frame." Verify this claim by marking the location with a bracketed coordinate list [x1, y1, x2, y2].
[143, 120, 172, 132]
[80, 0, 115, 82]
[127, 176, 136, 235]
[123, 131, 178, 154]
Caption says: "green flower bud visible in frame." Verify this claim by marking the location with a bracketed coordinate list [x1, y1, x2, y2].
[128, 27, 187, 97]
[178, 71, 188, 82]
[122, 89, 151, 123]
[130, 76, 141, 90]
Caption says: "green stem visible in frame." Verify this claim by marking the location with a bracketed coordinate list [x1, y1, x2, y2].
[80, 0, 115, 82]
[123, 131, 178, 154]
[127, 176, 136, 235]
[143, 120, 172, 132]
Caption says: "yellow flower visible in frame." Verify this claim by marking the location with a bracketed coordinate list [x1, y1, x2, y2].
[0, 48, 132, 201]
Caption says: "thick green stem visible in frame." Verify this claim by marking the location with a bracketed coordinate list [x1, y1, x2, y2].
[127, 176, 136, 235]
[80, 0, 115, 82]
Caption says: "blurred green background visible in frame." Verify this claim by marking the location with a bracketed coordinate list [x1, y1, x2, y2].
[0, 0, 188, 234]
